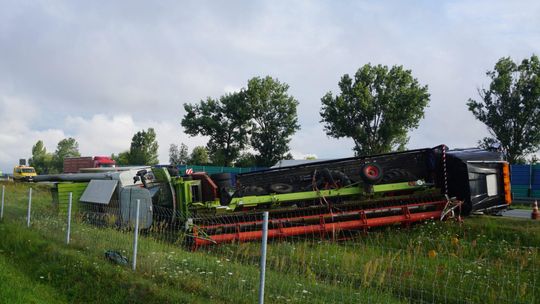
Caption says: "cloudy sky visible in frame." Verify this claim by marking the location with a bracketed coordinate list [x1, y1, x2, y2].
[1, 0, 539, 171]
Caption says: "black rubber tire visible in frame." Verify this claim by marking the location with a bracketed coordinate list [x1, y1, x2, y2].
[381, 169, 417, 184]
[315, 168, 338, 189]
[331, 170, 351, 186]
[244, 186, 266, 196]
[360, 163, 384, 184]
[320, 168, 335, 185]
[270, 183, 294, 194]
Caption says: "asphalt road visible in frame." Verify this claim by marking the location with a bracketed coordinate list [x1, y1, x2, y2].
[502, 209, 533, 219]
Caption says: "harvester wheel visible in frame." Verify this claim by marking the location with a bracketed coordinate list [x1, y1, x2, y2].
[244, 186, 266, 196]
[331, 170, 351, 186]
[314, 168, 336, 189]
[270, 183, 294, 194]
[381, 169, 417, 183]
[360, 163, 383, 184]
[315, 169, 351, 188]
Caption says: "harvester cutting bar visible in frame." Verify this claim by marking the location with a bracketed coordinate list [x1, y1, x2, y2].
[192, 199, 447, 248]
[198, 200, 442, 231]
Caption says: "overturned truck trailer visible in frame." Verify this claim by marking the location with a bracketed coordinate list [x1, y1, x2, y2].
[183, 145, 511, 248]
[48, 145, 511, 248]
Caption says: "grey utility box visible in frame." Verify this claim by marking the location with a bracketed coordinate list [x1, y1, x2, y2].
[120, 186, 153, 229]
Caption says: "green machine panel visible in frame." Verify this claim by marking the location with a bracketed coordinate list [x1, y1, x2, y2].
[57, 182, 89, 214]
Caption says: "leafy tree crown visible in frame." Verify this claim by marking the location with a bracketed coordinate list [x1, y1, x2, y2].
[320, 64, 429, 155]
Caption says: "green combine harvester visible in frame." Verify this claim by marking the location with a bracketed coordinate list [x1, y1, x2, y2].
[43, 145, 511, 248]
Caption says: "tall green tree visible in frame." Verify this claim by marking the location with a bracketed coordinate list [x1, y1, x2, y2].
[468, 55, 540, 163]
[246, 76, 300, 167]
[169, 144, 180, 165]
[29, 140, 53, 174]
[234, 152, 257, 168]
[182, 92, 250, 166]
[52, 137, 80, 172]
[169, 143, 189, 165]
[320, 64, 430, 155]
[189, 146, 209, 165]
[111, 151, 131, 166]
[129, 128, 160, 165]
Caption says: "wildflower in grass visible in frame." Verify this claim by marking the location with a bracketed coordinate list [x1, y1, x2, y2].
[428, 250, 437, 258]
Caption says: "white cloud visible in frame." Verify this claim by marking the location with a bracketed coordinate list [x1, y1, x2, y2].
[0, 94, 67, 169]
[1, 0, 539, 171]
[0, 112, 211, 171]
[63, 114, 210, 164]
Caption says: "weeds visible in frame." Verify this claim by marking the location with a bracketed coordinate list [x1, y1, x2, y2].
[1, 181, 539, 303]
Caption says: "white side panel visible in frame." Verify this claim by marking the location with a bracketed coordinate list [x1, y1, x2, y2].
[486, 174, 498, 196]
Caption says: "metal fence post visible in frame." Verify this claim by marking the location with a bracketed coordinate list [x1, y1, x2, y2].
[132, 199, 141, 271]
[66, 192, 73, 244]
[1, 185, 5, 220]
[26, 188, 32, 227]
[259, 211, 269, 304]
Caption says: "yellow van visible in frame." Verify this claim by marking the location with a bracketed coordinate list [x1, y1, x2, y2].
[13, 166, 37, 181]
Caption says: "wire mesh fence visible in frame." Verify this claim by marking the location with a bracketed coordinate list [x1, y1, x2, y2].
[0, 182, 539, 303]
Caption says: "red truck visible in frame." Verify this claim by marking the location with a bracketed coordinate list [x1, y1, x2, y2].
[63, 156, 116, 173]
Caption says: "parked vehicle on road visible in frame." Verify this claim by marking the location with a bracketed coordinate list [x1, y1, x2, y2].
[63, 156, 116, 173]
[13, 165, 37, 181]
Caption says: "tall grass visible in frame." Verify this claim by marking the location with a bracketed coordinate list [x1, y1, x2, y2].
[1, 181, 539, 303]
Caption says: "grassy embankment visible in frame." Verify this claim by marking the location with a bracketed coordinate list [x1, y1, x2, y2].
[0, 181, 539, 303]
